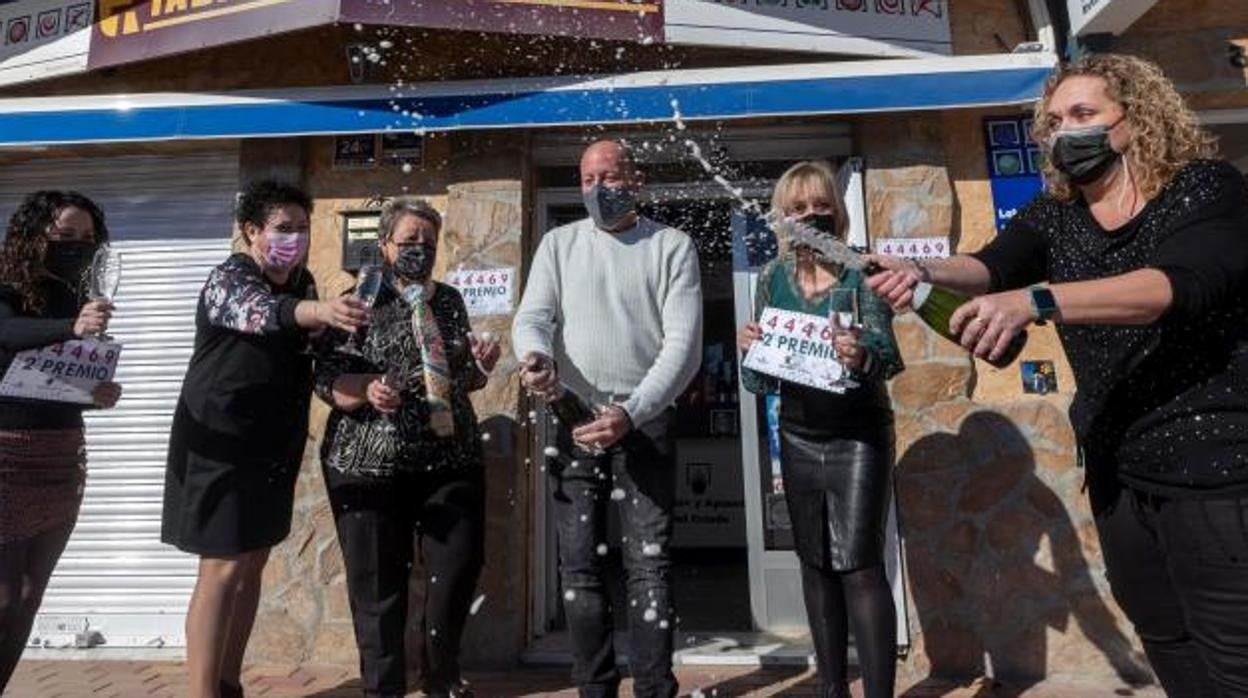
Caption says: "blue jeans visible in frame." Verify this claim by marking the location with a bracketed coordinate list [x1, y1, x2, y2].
[547, 410, 678, 698]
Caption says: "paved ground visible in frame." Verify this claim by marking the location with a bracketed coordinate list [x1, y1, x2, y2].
[4, 660, 1165, 697]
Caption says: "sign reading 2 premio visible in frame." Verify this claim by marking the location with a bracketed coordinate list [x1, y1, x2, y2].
[1066, 0, 1158, 36]
[664, 0, 951, 57]
[88, 0, 338, 69]
[338, 0, 663, 44]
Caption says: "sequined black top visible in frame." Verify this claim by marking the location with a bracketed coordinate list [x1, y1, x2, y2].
[972, 159, 1248, 495]
[315, 279, 486, 478]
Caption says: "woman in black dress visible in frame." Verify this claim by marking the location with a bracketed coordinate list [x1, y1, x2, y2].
[737, 161, 903, 698]
[315, 197, 500, 698]
[869, 54, 1248, 695]
[0, 191, 120, 692]
[161, 180, 367, 698]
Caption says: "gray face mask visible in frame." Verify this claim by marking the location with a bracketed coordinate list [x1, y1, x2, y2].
[583, 184, 637, 231]
[1048, 119, 1123, 185]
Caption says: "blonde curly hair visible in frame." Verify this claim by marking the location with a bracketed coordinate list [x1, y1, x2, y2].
[1031, 53, 1216, 202]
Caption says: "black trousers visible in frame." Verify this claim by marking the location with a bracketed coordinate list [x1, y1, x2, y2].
[1093, 481, 1248, 697]
[546, 410, 678, 698]
[324, 465, 484, 698]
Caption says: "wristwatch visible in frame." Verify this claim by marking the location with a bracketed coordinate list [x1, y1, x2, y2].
[1028, 284, 1059, 325]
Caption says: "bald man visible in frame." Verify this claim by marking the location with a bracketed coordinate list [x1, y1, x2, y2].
[513, 140, 702, 698]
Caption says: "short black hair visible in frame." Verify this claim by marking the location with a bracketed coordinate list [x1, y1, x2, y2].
[235, 180, 312, 229]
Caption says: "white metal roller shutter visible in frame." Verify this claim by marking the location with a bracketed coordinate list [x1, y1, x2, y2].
[0, 150, 239, 648]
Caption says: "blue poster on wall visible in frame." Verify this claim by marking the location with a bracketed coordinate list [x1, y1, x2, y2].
[984, 116, 1045, 233]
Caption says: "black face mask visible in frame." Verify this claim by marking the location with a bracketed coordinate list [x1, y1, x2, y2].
[800, 213, 840, 237]
[1049, 120, 1123, 185]
[392, 242, 436, 283]
[44, 240, 96, 285]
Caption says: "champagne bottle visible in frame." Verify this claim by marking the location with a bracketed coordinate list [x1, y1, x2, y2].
[548, 383, 597, 427]
[773, 219, 1027, 369]
[910, 281, 1027, 369]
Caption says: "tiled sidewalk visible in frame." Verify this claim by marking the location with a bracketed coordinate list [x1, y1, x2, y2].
[4, 660, 1164, 697]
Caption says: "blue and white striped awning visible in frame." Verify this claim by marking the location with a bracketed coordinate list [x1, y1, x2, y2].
[0, 53, 1056, 147]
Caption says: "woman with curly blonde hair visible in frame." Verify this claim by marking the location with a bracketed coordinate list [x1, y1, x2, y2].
[867, 53, 1248, 694]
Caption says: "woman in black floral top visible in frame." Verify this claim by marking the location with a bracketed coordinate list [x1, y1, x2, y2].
[161, 181, 367, 698]
[315, 197, 500, 698]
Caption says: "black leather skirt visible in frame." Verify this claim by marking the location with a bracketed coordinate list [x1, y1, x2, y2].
[779, 427, 894, 571]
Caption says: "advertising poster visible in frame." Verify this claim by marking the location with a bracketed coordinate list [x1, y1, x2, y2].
[984, 115, 1045, 233]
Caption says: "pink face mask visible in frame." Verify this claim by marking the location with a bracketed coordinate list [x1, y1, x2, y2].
[263, 231, 308, 270]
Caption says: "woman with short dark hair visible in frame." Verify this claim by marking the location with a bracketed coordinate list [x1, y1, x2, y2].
[0, 190, 121, 692]
[161, 180, 367, 698]
[316, 195, 500, 698]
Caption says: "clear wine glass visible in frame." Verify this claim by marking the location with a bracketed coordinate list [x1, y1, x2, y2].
[377, 363, 408, 435]
[340, 264, 383, 355]
[88, 245, 122, 340]
[827, 288, 860, 390]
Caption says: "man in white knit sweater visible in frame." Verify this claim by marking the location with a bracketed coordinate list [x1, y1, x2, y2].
[513, 140, 702, 698]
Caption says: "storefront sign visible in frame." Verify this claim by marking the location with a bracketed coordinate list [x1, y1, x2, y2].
[88, 0, 338, 69]
[742, 308, 847, 394]
[672, 439, 746, 548]
[0, 339, 122, 405]
[338, 0, 662, 44]
[664, 0, 952, 57]
[1067, 0, 1158, 37]
[874, 236, 949, 259]
[984, 115, 1044, 233]
[1, 0, 92, 86]
[445, 267, 515, 317]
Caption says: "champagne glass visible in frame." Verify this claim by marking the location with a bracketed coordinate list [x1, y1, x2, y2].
[827, 288, 860, 389]
[88, 245, 122, 340]
[377, 363, 408, 435]
[341, 264, 383, 354]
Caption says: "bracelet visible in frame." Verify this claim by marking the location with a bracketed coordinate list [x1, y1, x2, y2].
[910, 258, 933, 284]
[611, 403, 635, 430]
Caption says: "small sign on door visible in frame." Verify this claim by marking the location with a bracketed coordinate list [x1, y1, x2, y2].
[445, 267, 515, 317]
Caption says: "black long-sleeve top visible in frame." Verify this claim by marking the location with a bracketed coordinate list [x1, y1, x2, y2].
[0, 280, 86, 430]
[970, 159, 1248, 495]
[172, 253, 317, 464]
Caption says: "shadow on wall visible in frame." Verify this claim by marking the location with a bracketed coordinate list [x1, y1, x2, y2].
[896, 410, 1154, 693]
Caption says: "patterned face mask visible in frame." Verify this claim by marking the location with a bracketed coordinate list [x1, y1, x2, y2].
[262, 232, 308, 270]
[393, 242, 436, 283]
[583, 184, 637, 231]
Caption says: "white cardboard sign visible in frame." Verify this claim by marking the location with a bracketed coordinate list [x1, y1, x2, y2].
[742, 308, 847, 394]
[445, 267, 515, 317]
[874, 236, 950, 259]
[0, 338, 121, 405]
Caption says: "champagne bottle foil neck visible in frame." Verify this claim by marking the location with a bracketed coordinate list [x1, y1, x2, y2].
[911, 281, 933, 309]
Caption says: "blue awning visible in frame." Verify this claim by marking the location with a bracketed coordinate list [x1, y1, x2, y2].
[0, 53, 1056, 147]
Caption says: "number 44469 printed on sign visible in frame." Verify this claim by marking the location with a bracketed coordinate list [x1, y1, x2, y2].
[873, 237, 950, 259]
[0, 338, 123, 405]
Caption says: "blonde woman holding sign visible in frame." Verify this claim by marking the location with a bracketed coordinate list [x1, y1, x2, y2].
[737, 161, 903, 698]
